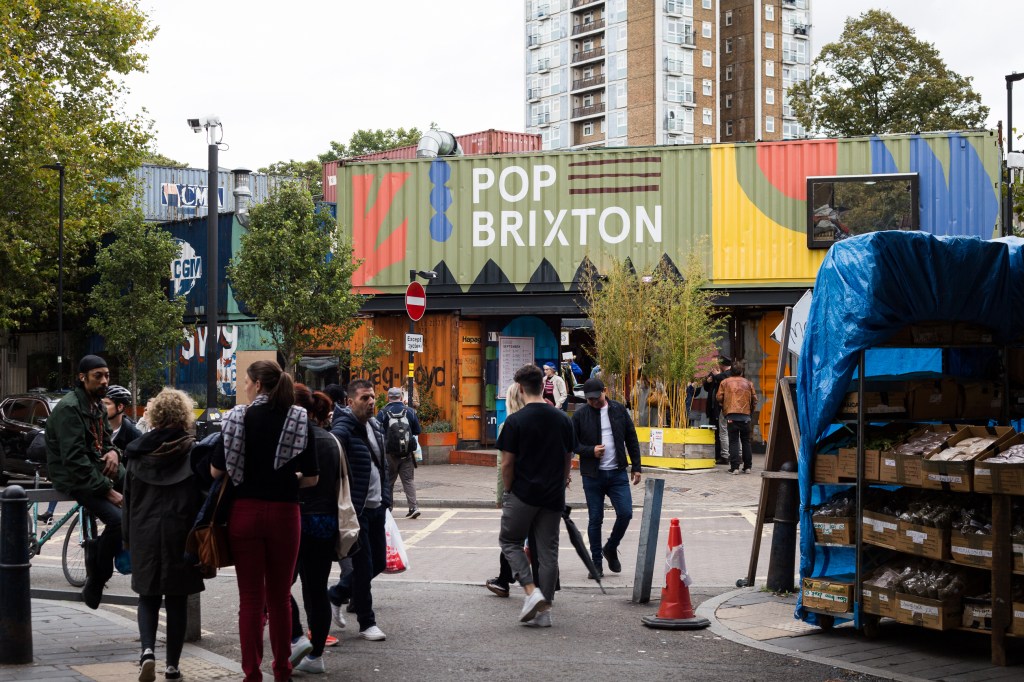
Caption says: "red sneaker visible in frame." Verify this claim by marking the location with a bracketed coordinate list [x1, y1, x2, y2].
[309, 630, 339, 647]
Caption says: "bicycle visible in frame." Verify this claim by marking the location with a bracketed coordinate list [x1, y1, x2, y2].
[24, 463, 98, 588]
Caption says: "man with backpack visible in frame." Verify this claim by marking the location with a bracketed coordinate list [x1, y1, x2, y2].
[376, 387, 421, 519]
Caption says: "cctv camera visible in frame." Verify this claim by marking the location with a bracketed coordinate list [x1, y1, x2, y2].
[187, 118, 202, 133]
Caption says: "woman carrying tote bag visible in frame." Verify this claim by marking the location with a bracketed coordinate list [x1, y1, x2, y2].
[210, 361, 319, 682]
[122, 388, 204, 682]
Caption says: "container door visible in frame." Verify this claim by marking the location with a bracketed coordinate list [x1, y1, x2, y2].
[758, 310, 784, 442]
[458, 321, 484, 442]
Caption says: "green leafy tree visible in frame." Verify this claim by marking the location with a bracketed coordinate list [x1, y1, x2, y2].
[790, 10, 987, 137]
[258, 158, 324, 196]
[88, 209, 188, 412]
[142, 151, 187, 168]
[0, 0, 155, 332]
[227, 182, 379, 372]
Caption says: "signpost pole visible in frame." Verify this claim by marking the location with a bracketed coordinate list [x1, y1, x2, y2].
[407, 271, 416, 404]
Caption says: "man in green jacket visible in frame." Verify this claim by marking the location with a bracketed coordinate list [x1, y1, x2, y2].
[45, 355, 125, 608]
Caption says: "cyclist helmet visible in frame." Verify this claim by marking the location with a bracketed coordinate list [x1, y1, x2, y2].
[105, 384, 132, 406]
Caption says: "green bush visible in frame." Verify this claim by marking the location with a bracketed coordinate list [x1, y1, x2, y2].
[423, 420, 453, 433]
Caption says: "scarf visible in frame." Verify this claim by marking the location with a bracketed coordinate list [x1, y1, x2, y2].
[222, 394, 309, 486]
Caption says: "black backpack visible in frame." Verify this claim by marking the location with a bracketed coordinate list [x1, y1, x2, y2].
[383, 406, 415, 458]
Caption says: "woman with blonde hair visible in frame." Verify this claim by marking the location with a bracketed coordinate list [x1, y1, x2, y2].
[123, 388, 204, 681]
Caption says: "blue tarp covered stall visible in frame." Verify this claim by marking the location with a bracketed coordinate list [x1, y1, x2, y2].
[795, 231, 1024, 623]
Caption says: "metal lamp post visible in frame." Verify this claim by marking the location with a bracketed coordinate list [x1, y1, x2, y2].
[41, 162, 64, 387]
[1005, 73, 1024, 236]
[407, 269, 437, 403]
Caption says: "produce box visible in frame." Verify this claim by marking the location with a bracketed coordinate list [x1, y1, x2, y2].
[895, 519, 950, 560]
[838, 448, 881, 480]
[894, 592, 962, 630]
[961, 597, 993, 631]
[862, 510, 899, 549]
[813, 453, 839, 483]
[1014, 602, 1024, 637]
[923, 426, 1016, 493]
[878, 452, 899, 483]
[861, 583, 896, 619]
[812, 516, 854, 545]
[894, 425, 962, 487]
[910, 322, 954, 345]
[950, 532, 994, 569]
[953, 323, 995, 345]
[802, 575, 854, 615]
[959, 382, 1005, 421]
[838, 391, 907, 418]
[974, 434, 1024, 496]
[897, 453, 924, 487]
[907, 379, 960, 420]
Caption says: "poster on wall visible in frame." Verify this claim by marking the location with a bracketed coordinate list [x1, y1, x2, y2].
[649, 428, 664, 457]
[498, 336, 535, 396]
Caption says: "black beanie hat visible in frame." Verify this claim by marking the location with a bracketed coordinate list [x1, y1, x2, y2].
[78, 355, 108, 374]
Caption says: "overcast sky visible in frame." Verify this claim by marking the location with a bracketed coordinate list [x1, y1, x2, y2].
[124, 1, 1024, 171]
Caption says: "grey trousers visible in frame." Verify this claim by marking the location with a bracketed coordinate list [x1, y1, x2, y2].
[498, 492, 560, 602]
[387, 452, 417, 509]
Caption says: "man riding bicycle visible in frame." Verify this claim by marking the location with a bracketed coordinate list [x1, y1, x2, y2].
[45, 355, 125, 609]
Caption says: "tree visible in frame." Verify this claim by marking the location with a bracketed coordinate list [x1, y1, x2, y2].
[258, 158, 324, 196]
[142, 151, 187, 168]
[790, 10, 987, 137]
[0, 0, 155, 333]
[88, 209, 188, 413]
[227, 182, 379, 372]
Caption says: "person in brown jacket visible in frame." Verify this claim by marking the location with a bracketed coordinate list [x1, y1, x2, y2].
[716, 362, 758, 474]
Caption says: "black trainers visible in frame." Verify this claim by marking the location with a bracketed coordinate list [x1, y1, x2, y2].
[485, 578, 510, 597]
[37, 511, 53, 524]
[139, 648, 156, 682]
[587, 568, 604, 580]
[407, 508, 421, 519]
[602, 545, 621, 573]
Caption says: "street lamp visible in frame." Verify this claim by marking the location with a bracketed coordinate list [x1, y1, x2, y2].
[188, 116, 223, 433]
[408, 269, 437, 404]
[41, 162, 64, 387]
[1005, 73, 1024, 236]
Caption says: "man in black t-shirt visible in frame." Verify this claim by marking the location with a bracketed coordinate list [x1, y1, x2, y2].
[496, 364, 575, 628]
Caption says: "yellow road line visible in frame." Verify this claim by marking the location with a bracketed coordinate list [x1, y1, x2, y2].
[404, 510, 457, 547]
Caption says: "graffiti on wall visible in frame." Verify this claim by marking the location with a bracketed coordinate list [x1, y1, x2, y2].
[352, 361, 447, 392]
[179, 325, 238, 396]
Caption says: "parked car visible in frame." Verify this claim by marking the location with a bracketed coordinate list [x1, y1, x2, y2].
[0, 391, 63, 482]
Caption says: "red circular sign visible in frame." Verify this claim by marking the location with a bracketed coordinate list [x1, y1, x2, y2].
[405, 281, 426, 321]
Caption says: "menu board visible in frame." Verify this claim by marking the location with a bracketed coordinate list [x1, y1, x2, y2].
[498, 336, 535, 397]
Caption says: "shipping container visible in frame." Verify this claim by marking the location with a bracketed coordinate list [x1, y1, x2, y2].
[133, 165, 293, 222]
[161, 213, 250, 320]
[333, 131, 1002, 295]
[322, 129, 542, 203]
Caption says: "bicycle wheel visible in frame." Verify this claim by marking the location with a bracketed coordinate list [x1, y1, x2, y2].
[62, 512, 98, 588]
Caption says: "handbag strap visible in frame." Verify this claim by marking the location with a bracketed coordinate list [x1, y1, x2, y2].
[212, 476, 230, 514]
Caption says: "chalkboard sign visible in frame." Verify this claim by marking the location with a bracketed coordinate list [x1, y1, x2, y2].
[498, 336, 535, 396]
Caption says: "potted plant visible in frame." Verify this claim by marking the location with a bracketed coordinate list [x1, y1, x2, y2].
[415, 389, 456, 464]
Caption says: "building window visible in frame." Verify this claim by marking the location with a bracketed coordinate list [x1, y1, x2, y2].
[703, 108, 712, 125]
[583, 38, 594, 51]
[600, 119, 606, 133]
[725, 93, 732, 108]
[765, 32, 774, 49]
[702, 79, 713, 96]
[765, 88, 775, 104]
[702, 21, 712, 39]
[725, 64, 733, 81]
[725, 120, 733, 136]
[765, 60, 774, 77]
[765, 4, 774, 21]
[702, 50, 712, 67]
[583, 93, 595, 107]
[702, 0, 711, 8]
[724, 38, 732, 54]
[765, 116, 775, 133]
[724, 10, 732, 26]
[583, 122, 594, 136]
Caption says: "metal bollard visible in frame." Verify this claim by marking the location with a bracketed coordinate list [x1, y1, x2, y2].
[0, 485, 33, 663]
[767, 461, 799, 593]
[631, 477, 666, 604]
[184, 593, 202, 642]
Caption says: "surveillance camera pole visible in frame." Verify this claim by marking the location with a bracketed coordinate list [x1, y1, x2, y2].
[206, 133, 219, 416]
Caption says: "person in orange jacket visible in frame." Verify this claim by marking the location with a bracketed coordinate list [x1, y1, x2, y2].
[716, 361, 758, 474]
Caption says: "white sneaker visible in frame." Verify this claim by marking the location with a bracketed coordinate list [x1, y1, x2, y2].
[138, 649, 156, 682]
[523, 610, 552, 628]
[296, 655, 326, 674]
[289, 635, 312, 665]
[359, 625, 386, 641]
[519, 589, 548, 623]
[330, 602, 347, 629]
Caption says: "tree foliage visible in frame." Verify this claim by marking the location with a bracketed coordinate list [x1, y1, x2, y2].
[227, 182, 379, 372]
[88, 210, 188, 412]
[789, 10, 987, 137]
[0, 0, 155, 330]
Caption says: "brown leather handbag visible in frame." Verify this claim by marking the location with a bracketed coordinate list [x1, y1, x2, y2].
[185, 478, 234, 579]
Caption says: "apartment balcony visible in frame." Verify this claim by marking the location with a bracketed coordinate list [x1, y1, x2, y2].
[664, 58, 691, 75]
[528, 88, 541, 102]
[665, 0, 691, 16]
[571, 102, 606, 120]
[666, 91, 696, 105]
[782, 49, 806, 64]
[666, 32, 696, 48]
[664, 118, 693, 133]
[792, 24, 809, 37]
[534, 5, 551, 20]
[532, 113, 551, 127]
[572, 46, 606, 64]
[535, 58, 552, 73]
[572, 0, 605, 9]
[572, 18, 606, 36]
[527, 34, 540, 49]
[571, 74, 606, 92]
[783, 104, 795, 118]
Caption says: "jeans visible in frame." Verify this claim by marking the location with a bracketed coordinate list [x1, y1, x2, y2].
[137, 594, 187, 666]
[727, 419, 753, 471]
[581, 468, 633, 567]
[71, 492, 122, 587]
[386, 452, 417, 510]
[350, 505, 386, 631]
[228, 499, 301, 682]
[290, 532, 336, 657]
[327, 558, 353, 607]
[498, 492, 560, 602]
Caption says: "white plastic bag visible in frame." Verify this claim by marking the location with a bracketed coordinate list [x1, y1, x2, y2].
[414, 437, 423, 464]
[384, 508, 410, 573]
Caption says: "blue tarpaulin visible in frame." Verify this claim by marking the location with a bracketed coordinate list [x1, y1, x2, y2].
[795, 231, 1024, 623]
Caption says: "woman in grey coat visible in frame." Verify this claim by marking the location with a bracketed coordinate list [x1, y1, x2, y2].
[123, 389, 204, 682]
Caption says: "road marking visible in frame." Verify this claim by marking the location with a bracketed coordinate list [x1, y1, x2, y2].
[738, 509, 758, 527]
[404, 509, 457, 547]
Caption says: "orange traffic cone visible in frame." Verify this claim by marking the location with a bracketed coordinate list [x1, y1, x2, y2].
[642, 518, 710, 630]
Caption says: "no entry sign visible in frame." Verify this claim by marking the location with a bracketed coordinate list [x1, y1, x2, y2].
[405, 281, 426, 321]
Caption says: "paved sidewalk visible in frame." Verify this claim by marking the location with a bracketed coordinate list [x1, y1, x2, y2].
[697, 588, 1024, 681]
[0, 600, 240, 682]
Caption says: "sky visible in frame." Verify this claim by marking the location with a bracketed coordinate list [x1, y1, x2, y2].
[123, 1, 1024, 171]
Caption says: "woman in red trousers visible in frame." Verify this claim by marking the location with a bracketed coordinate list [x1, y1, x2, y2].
[211, 361, 318, 681]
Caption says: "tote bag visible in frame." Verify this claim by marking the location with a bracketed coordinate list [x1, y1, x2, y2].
[331, 434, 361, 559]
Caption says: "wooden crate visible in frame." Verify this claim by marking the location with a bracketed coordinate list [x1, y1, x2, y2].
[802, 575, 854, 615]
[812, 516, 854, 545]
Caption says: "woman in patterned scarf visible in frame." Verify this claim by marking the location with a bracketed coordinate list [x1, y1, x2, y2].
[210, 361, 319, 682]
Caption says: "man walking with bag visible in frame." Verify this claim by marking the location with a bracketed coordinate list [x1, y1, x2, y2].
[717, 361, 758, 474]
[377, 387, 421, 519]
